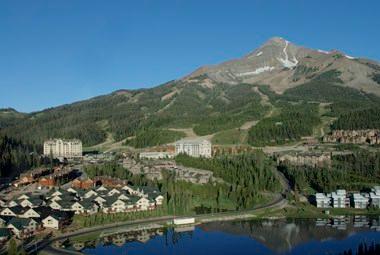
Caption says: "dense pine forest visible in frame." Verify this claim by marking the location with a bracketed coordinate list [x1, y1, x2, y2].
[0, 135, 43, 178]
[331, 107, 380, 130]
[174, 152, 281, 210]
[247, 103, 320, 146]
[278, 150, 380, 193]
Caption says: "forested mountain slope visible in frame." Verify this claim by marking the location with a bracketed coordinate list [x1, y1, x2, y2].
[1, 37, 380, 147]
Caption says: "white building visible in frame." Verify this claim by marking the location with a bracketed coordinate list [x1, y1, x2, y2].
[370, 186, 380, 208]
[352, 193, 369, 209]
[315, 193, 331, 208]
[43, 139, 82, 158]
[330, 190, 349, 208]
[139, 152, 174, 160]
[175, 139, 212, 158]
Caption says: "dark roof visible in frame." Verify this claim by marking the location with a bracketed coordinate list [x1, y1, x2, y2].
[47, 210, 69, 221]
[3, 205, 25, 215]
[8, 217, 34, 230]
[0, 228, 11, 237]
[27, 197, 44, 205]
[0, 216, 13, 224]
[79, 199, 96, 209]
[52, 200, 75, 209]
[34, 206, 54, 218]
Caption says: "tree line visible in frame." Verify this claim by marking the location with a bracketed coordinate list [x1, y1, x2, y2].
[0, 134, 47, 179]
[248, 103, 320, 146]
[278, 150, 380, 194]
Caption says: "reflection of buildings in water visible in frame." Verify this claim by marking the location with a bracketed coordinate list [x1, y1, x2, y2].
[174, 226, 195, 233]
[72, 242, 85, 251]
[353, 215, 369, 228]
[135, 231, 151, 243]
[370, 216, 380, 231]
[71, 240, 96, 251]
[331, 216, 348, 230]
[69, 227, 166, 250]
[316, 216, 379, 230]
[201, 218, 380, 254]
[100, 227, 165, 247]
[112, 234, 127, 247]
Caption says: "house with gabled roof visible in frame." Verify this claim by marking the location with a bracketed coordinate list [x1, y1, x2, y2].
[71, 200, 98, 214]
[0, 205, 25, 217]
[84, 190, 98, 199]
[102, 196, 126, 213]
[20, 207, 41, 219]
[93, 196, 106, 206]
[42, 211, 70, 230]
[67, 187, 78, 194]
[17, 194, 30, 201]
[96, 185, 108, 192]
[121, 185, 135, 194]
[7, 217, 39, 238]
[136, 197, 151, 211]
[117, 193, 130, 201]
[7, 200, 18, 208]
[49, 200, 74, 212]
[49, 189, 63, 198]
[19, 197, 44, 208]
[108, 188, 121, 196]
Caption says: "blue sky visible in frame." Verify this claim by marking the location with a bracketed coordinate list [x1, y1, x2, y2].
[0, 0, 379, 112]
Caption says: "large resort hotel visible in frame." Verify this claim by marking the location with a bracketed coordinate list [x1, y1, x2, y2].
[174, 138, 212, 158]
[43, 139, 83, 159]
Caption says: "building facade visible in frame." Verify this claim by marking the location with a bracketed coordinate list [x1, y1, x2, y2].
[43, 139, 82, 158]
[175, 139, 212, 158]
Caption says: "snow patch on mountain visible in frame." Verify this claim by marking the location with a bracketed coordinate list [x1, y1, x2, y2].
[318, 49, 330, 54]
[277, 40, 298, 68]
[345, 55, 355, 59]
[256, 51, 263, 56]
[236, 66, 275, 76]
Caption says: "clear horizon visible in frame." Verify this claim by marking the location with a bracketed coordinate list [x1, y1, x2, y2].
[1, 0, 379, 113]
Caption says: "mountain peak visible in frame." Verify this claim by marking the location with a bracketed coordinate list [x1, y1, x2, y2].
[266, 36, 288, 44]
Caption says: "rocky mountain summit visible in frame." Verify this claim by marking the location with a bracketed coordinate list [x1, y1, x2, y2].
[186, 37, 380, 95]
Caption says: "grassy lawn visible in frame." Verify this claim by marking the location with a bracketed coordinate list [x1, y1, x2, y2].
[212, 128, 248, 145]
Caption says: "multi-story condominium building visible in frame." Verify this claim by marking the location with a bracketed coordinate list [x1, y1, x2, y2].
[330, 189, 349, 208]
[175, 139, 212, 158]
[43, 139, 82, 158]
[370, 186, 380, 208]
[315, 193, 331, 208]
[351, 193, 369, 209]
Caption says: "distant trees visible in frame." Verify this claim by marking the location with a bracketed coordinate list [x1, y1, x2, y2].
[332, 107, 380, 130]
[175, 152, 281, 209]
[279, 150, 380, 193]
[0, 135, 43, 178]
[125, 129, 185, 148]
[248, 103, 320, 146]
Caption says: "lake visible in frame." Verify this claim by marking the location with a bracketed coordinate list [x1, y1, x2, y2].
[65, 216, 380, 255]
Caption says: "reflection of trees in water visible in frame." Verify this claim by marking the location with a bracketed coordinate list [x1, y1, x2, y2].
[163, 227, 195, 246]
[337, 242, 380, 255]
[201, 217, 380, 253]
[69, 217, 380, 253]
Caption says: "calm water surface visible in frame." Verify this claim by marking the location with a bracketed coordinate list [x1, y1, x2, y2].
[65, 217, 380, 255]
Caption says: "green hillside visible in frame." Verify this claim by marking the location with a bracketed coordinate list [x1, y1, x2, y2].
[1, 71, 380, 148]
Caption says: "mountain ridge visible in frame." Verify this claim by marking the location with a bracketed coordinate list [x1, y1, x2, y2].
[1, 37, 380, 147]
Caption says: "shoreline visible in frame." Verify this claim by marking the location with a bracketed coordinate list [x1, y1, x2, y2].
[39, 198, 380, 254]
